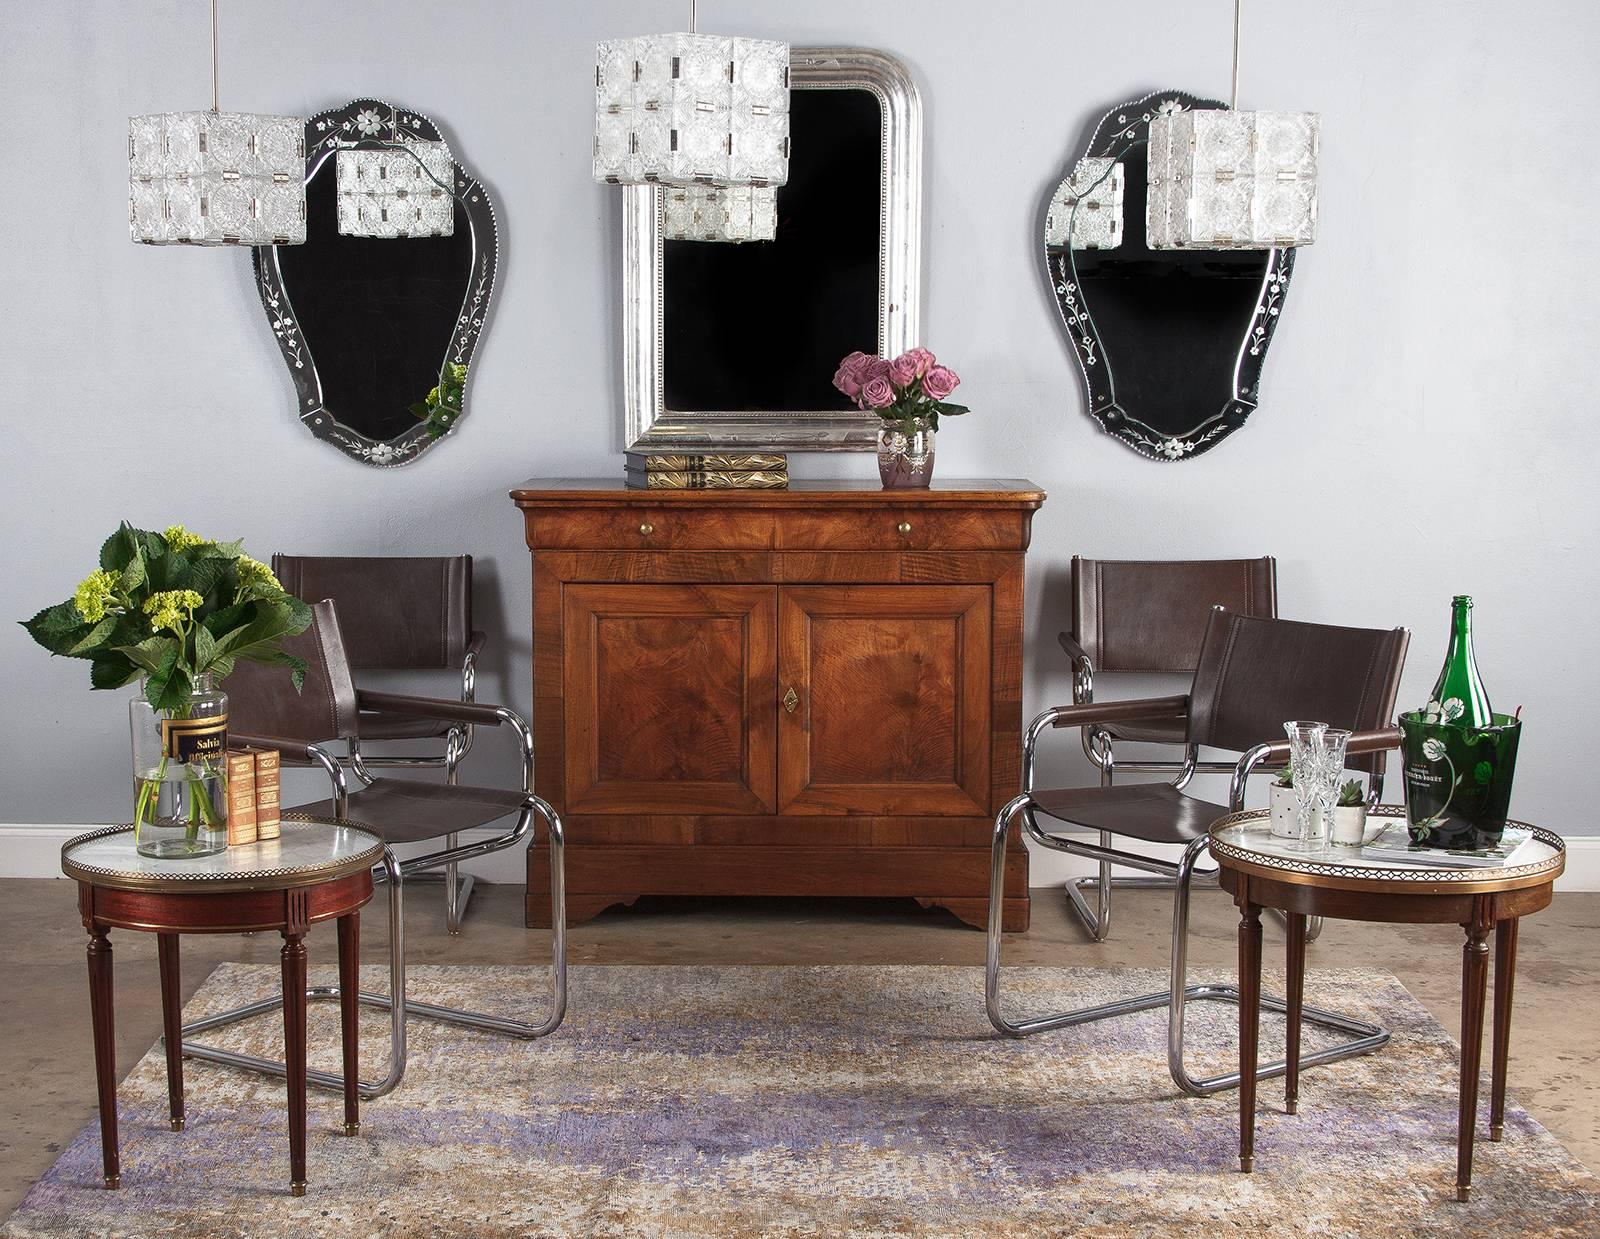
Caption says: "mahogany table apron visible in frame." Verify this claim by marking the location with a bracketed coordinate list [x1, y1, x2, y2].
[510, 478, 1046, 931]
[1209, 808, 1565, 1203]
[61, 821, 384, 1197]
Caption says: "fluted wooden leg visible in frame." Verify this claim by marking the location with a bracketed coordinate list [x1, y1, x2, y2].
[86, 925, 120, 1189]
[280, 931, 309, 1196]
[1490, 917, 1519, 1142]
[1285, 912, 1307, 1117]
[1456, 899, 1492, 1202]
[157, 933, 185, 1131]
[337, 913, 361, 1136]
[1237, 885, 1263, 1173]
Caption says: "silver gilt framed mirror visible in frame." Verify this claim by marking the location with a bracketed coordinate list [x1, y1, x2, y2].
[623, 47, 922, 452]
[254, 98, 497, 467]
[1045, 90, 1296, 461]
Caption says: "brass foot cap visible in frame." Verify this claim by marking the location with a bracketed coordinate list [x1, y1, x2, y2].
[344, 1120, 361, 1136]
[170, 1117, 186, 1132]
[1456, 1186, 1471, 1203]
[290, 1182, 307, 1198]
[1490, 1125, 1504, 1142]
[103, 1175, 121, 1190]
[1285, 1101, 1298, 1116]
[1240, 1157, 1254, 1173]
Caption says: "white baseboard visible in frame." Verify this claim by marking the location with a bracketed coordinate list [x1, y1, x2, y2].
[6, 825, 1599, 892]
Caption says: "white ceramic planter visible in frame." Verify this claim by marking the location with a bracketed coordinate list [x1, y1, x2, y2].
[1331, 804, 1372, 847]
[1269, 782, 1321, 839]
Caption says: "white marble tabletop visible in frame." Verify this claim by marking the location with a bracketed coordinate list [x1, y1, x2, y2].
[62, 819, 385, 892]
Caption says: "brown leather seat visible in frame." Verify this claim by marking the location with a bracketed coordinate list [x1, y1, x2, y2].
[1031, 783, 1229, 845]
[296, 778, 530, 843]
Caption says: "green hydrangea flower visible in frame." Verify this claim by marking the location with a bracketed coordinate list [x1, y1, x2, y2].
[236, 555, 284, 596]
[143, 589, 204, 634]
[162, 524, 210, 551]
[73, 569, 119, 623]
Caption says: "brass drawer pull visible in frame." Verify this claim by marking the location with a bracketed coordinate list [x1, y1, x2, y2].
[896, 521, 913, 535]
[638, 522, 654, 536]
[783, 686, 800, 714]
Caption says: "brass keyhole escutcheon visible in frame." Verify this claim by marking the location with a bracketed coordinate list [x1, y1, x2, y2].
[782, 686, 799, 714]
[896, 521, 912, 535]
[639, 523, 654, 536]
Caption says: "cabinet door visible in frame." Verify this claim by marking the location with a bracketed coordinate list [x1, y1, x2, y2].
[563, 584, 776, 814]
[778, 585, 991, 815]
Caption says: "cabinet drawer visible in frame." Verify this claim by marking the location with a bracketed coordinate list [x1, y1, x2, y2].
[524, 508, 776, 550]
[774, 508, 1028, 551]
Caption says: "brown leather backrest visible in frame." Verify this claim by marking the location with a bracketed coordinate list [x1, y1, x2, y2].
[1186, 610, 1410, 774]
[227, 599, 359, 744]
[271, 555, 472, 669]
[1072, 557, 1277, 673]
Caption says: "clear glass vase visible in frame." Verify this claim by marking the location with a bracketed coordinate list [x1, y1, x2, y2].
[877, 417, 936, 489]
[129, 673, 229, 858]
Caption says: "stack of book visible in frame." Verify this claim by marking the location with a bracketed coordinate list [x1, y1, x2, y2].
[624, 452, 789, 490]
[225, 746, 282, 846]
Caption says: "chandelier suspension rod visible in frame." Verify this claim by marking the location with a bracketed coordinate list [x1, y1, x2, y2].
[210, 0, 220, 113]
[1228, 0, 1241, 110]
[690, 0, 698, 35]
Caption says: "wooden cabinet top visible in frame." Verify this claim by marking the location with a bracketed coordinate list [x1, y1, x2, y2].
[510, 478, 1046, 510]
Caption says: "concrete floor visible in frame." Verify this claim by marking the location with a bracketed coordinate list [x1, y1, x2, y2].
[2, 878, 1596, 1216]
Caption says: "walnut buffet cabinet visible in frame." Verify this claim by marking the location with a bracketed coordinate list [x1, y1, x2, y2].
[510, 479, 1045, 931]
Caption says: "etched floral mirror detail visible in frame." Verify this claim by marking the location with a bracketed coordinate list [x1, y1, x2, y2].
[1045, 91, 1295, 462]
[253, 99, 497, 467]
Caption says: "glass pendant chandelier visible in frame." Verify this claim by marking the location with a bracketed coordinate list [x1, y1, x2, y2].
[663, 185, 777, 243]
[335, 109, 456, 239]
[128, 0, 305, 247]
[1045, 158, 1124, 250]
[593, 0, 790, 190]
[1146, 0, 1319, 250]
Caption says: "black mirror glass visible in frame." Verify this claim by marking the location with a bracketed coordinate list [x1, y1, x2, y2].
[254, 99, 497, 467]
[1046, 91, 1295, 461]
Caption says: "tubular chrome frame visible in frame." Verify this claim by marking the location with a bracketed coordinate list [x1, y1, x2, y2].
[997, 703, 1390, 1096]
[343, 641, 482, 933]
[178, 706, 567, 1101]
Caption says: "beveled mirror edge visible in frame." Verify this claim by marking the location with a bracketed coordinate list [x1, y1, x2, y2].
[253, 97, 499, 468]
[1045, 88, 1297, 462]
[623, 47, 924, 452]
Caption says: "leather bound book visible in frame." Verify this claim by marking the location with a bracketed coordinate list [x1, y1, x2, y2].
[624, 468, 790, 490]
[226, 749, 258, 846]
[625, 452, 787, 473]
[251, 747, 282, 841]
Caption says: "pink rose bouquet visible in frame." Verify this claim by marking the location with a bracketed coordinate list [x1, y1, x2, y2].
[830, 346, 970, 436]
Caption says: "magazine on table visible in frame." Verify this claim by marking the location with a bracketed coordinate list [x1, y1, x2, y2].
[1360, 824, 1536, 869]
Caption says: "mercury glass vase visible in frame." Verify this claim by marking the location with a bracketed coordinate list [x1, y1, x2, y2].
[129, 673, 229, 858]
[877, 417, 936, 489]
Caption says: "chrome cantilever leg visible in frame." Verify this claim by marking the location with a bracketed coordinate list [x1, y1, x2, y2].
[441, 731, 475, 936]
[987, 796, 1389, 1096]
[177, 799, 566, 1101]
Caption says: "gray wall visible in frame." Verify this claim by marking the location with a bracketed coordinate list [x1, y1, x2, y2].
[3, 1, 1596, 835]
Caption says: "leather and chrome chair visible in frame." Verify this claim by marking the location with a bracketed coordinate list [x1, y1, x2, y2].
[1057, 556, 1278, 941]
[272, 555, 485, 932]
[180, 599, 566, 1101]
[989, 608, 1409, 1096]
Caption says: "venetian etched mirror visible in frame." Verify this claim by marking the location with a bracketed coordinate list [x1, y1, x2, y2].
[254, 99, 497, 467]
[624, 48, 922, 452]
[1045, 91, 1294, 461]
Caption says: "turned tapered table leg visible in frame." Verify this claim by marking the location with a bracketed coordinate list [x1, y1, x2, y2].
[1490, 917, 1519, 1142]
[280, 931, 309, 1197]
[86, 925, 120, 1189]
[337, 912, 361, 1136]
[157, 933, 185, 1132]
[1285, 912, 1307, 1117]
[1457, 899, 1493, 1202]
[1237, 887, 1263, 1173]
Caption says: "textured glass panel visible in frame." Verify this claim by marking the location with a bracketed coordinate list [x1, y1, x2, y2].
[128, 110, 305, 246]
[1146, 108, 1318, 249]
[662, 184, 777, 243]
[1045, 158, 1124, 250]
[592, 32, 789, 188]
[334, 141, 456, 239]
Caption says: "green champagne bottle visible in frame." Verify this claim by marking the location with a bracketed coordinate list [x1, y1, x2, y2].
[1429, 595, 1493, 726]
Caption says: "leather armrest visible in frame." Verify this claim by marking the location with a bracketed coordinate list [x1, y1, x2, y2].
[1047, 694, 1190, 729]
[465, 630, 487, 659]
[1057, 631, 1090, 668]
[231, 732, 326, 767]
[1246, 725, 1404, 766]
[356, 690, 508, 728]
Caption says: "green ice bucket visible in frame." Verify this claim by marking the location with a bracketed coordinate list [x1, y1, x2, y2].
[1399, 711, 1521, 849]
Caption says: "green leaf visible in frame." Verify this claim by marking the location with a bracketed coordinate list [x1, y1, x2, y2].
[21, 601, 89, 655]
[143, 644, 181, 709]
[281, 594, 312, 631]
[408, 402, 432, 419]
[937, 402, 970, 417]
[186, 555, 233, 603]
[203, 601, 251, 636]
[209, 538, 244, 560]
[99, 523, 139, 573]
[207, 654, 236, 682]
[66, 615, 118, 656]
[112, 636, 175, 676]
[90, 653, 140, 690]
[119, 546, 147, 595]
[194, 624, 218, 671]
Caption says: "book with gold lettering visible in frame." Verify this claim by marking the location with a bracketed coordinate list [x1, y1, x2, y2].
[624, 468, 789, 490]
[251, 747, 281, 841]
[624, 452, 786, 473]
[226, 750, 257, 846]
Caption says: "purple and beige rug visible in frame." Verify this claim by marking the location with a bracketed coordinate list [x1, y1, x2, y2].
[3, 964, 1596, 1238]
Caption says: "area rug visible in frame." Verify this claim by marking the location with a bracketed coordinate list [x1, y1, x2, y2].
[3, 965, 1596, 1238]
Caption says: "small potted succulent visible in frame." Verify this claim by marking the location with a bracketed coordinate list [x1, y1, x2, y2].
[1268, 765, 1312, 839]
[1330, 778, 1372, 847]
